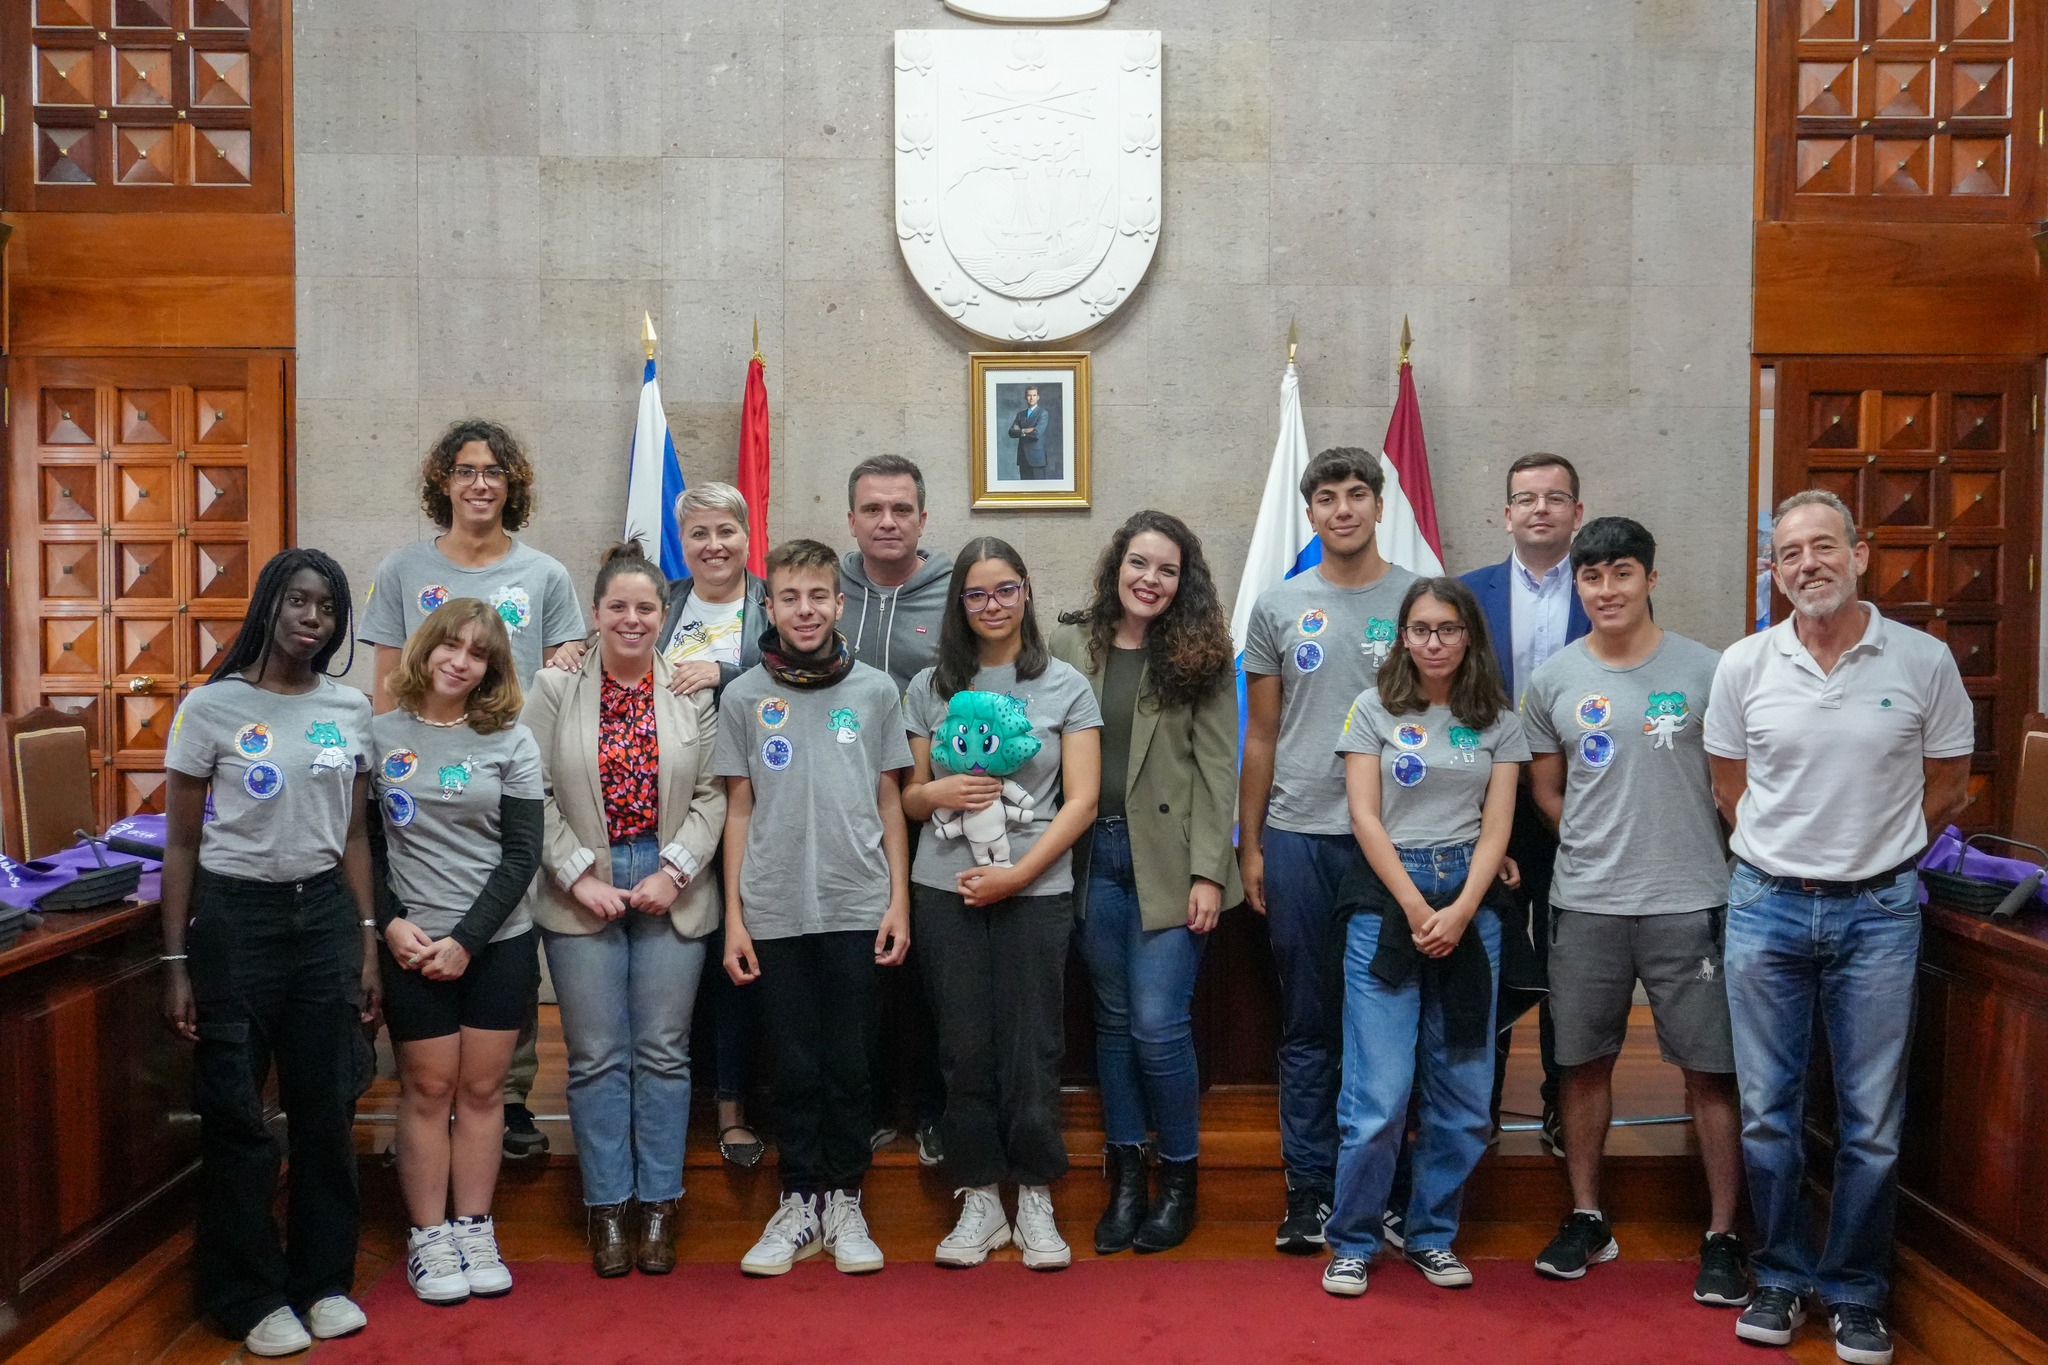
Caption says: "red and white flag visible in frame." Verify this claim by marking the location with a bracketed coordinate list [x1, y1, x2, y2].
[1377, 354, 1443, 575]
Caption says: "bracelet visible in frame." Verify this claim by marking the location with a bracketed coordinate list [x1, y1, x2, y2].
[360, 919, 376, 928]
[160, 953, 188, 962]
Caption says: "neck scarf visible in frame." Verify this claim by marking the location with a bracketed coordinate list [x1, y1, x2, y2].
[759, 627, 855, 690]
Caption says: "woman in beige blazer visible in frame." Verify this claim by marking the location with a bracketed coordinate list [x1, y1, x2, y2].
[1051, 510, 1242, 1259]
[521, 542, 724, 1279]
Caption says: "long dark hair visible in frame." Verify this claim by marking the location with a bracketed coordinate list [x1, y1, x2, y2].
[1059, 510, 1232, 710]
[209, 548, 356, 683]
[1374, 577, 1508, 730]
[934, 536, 1047, 699]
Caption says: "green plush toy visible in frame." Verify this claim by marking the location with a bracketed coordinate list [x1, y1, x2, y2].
[928, 690, 1040, 866]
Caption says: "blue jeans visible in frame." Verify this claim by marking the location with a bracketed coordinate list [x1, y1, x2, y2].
[1262, 827, 1363, 1194]
[1077, 819, 1207, 1161]
[1327, 842, 1502, 1259]
[1724, 862, 1921, 1309]
[541, 834, 708, 1207]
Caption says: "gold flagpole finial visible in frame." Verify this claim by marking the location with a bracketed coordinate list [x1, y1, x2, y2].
[751, 316, 764, 365]
[1286, 318, 1298, 366]
[642, 311, 658, 362]
[1398, 315, 1412, 368]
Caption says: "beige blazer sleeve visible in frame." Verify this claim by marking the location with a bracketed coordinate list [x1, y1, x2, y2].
[522, 665, 598, 891]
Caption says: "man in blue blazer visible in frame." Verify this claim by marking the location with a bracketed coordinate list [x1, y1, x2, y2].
[1460, 453, 1588, 1156]
[1010, 387, 1054, 478]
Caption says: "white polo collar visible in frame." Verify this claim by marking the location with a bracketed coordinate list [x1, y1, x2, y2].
[1771, 601, 1886, 673]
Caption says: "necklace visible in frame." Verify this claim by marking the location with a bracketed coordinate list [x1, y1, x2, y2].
[413, 711, 467, 729]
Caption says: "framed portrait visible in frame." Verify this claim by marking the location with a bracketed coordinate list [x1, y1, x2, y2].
[969, 351, 1092, 510]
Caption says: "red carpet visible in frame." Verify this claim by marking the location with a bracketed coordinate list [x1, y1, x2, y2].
[314, 1257, 1792, 1364]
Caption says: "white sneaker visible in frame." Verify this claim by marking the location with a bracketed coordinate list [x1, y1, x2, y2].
[304, 1294, 367, 1339]
[935, 1185, 1011, 1267]
[451, 1214, 513, 1296]
[242, 1306, 311, 1357]
[822, 1190, 885, 1274]
[1014, 1184, 1071, 1271]
[742, 1191, 823, 1276]
[405, 1223, 471, 1305]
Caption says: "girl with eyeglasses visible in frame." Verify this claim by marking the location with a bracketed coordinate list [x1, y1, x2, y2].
[1320, 577, 1531, 1299]
[900, 538, 1102, 1270]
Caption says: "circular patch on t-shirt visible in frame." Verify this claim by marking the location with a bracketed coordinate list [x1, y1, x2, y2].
[1293, 641, 1324, 673]
[1297, 608, 1327, 637]
[381, 748, 418, 782]
[1392, 753, 1428, 788]
[243, 760, 284, 801]
[1579, 731, 1616, 769]
[234, 722, 273, 758]
[383, 788, 417, 827]
[757, 698, 790, 729]
[1575, 693, 1612, 729]
[1394, 723, 1428, 750]
[417, 584, 451, 614]
[762, 735, 794, 771]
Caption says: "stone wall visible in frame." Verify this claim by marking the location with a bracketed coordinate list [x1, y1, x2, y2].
[293, 0, 1756, 672]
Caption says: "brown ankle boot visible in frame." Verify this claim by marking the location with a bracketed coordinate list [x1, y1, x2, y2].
[589, 1202, 632, 1277]
[636, 1199, 677, 1274]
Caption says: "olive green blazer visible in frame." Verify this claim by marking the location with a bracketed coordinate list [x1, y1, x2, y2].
[1050, 623, 1243, 930]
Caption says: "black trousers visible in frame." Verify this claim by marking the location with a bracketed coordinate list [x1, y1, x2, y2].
[1493, 795, 1561, 1120]
[754, 931, 878, 1193]
[869, 825, 944, 1130]
[913, 885, 1072, 1188]
[188, 867, 365, 1338]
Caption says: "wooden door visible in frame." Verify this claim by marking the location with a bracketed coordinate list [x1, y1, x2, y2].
[1770, 358, 2041, 830]
[5, 355, 285, 827]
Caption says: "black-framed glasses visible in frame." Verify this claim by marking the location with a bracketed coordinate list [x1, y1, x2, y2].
[1402, 622, 1468, 645]
[961, 582, 1026, 613]
[1508, 490, 1576, 510]
[450, 465, 509, 486]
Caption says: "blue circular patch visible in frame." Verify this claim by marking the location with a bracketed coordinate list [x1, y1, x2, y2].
[1579, 731, 1616, 769]
[417, 584, 450, 614]
[1293, 641, 1324, 673]
[234, 723, 272, 758]
[1575, 693, 1612, 730]
[242, 760, 284, 801]
[762, 735, 793, 771]
[1392, 752, 1428, 788]
[381, 748, 418, 782]
[383, 787, 417, 827]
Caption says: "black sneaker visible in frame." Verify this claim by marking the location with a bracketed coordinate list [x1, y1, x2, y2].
[502, 1103, 548, 1160]
[1534, 1211, 1617, 1280]
[1735, 1286, 1807, 1347]
[1275, 1186, 1330, 1255]
[1406, 1246, 1473, 1287]
[1540, 1107, 1565, 1158]
[1827, 1303, 1894, 1365]
[916, 1123, 944, 1167]
[1381, 1209, 1405, 1250]
[1694, 1231, 1752, 1307]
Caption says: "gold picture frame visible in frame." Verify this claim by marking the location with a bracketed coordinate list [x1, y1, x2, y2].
[969, 351, 1092, 510]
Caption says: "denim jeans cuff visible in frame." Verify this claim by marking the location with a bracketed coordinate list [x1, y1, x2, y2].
[1821, 1294, 1887, 1312]
[1755, 1273, 1814, 1295]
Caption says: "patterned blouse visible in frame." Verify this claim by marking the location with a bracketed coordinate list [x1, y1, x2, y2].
[598, 669, 659, 843]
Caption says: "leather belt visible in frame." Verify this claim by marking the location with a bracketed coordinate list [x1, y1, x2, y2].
[1737, 857, 1920, 898]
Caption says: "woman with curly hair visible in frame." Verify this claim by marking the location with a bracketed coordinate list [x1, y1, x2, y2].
[358, 418, 587, 1160]
[1051, 510, 1241, 1255]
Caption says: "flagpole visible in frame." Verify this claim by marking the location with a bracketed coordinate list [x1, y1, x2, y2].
[1398, 314, 1411, 368]
[643, 311, 658, 362]
[751, 316, 764, 365]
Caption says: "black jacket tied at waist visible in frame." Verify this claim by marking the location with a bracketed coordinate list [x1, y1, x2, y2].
[1334, 857, 1547, 1049]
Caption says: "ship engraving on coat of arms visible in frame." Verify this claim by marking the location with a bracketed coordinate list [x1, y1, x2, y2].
[895, 27, 1161, 344]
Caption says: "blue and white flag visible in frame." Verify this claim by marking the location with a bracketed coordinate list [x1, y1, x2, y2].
[1229, 358, 1319, 660]
[623, 357, 688, 582]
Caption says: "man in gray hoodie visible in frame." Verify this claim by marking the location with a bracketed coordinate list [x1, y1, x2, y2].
[840, 455, 955, 1166]
[840, 456, 955, 695]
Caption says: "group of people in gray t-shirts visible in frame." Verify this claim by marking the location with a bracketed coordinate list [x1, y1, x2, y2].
[158, 423, 1965, 1365]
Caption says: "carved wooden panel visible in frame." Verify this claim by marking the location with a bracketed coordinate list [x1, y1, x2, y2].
[6, 356, 286, 828]
[1770, 359, 2041, 832]
[1764, 0, 2043, 220]
[3, 0, 281, 211]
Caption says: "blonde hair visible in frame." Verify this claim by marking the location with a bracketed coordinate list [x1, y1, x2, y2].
[387, 598, 525, 734]
[674, 481, 749, 532]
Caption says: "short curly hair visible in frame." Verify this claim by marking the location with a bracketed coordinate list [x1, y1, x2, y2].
[420, 418, 536, 532]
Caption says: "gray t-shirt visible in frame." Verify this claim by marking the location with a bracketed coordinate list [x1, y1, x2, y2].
[713, 662, 913, 940]
[904, 660, 1104, 899]
[1243, 564, 1420, 835]
[359, 538, 585, 687]
[1336, 690, 1532, 848]
[370, 710, 544, 942]
[1523, 633, 1730, 915]
[165, 676, 374, 882]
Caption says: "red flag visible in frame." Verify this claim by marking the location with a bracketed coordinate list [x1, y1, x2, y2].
[1382, 359, 1443, 565]
[737, 352, 770, 577]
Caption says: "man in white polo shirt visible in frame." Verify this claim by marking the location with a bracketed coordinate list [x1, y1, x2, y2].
[1704, 490, 1972, 1365]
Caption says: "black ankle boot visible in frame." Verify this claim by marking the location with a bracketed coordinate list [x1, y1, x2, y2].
[1133, 1157, 1197, 1253]
[1094, 1143, 1150, 1254]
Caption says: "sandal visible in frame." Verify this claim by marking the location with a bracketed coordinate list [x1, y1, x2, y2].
[718, 1124, 766, 1168]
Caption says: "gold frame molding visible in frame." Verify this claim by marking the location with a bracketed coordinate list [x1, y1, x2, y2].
[969, 351, 1092, 510]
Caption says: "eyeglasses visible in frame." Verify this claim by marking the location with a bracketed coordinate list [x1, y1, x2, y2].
[449, 466, 509, 487]
[1402, 622, 1468, 645]
[960, 582, 1026, 613]
[1508, 490, 1576, 510]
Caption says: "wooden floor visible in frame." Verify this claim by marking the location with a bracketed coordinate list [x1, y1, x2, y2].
[15, 1006, 1972, 1365]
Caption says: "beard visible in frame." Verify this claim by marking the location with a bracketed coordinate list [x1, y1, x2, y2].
[1786, 574, 1852, 618]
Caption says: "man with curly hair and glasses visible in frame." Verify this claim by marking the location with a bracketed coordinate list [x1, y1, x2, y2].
[360, 418, 586, 1163]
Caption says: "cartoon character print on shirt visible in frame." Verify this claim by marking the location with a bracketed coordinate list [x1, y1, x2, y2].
[1641, 691, 1690, 751]
[305, 720, 351, 772]
[1362, 618, 1397, 668]
[436, 758, 472, 800]
[490, 585, 531, 634]
[928, 691, 1041, 867]
[828, 708, 862, 745]
[1447, 725, 1482, 765]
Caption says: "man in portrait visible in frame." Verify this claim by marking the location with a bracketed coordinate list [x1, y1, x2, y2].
[1008, 385, 1062, 481]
